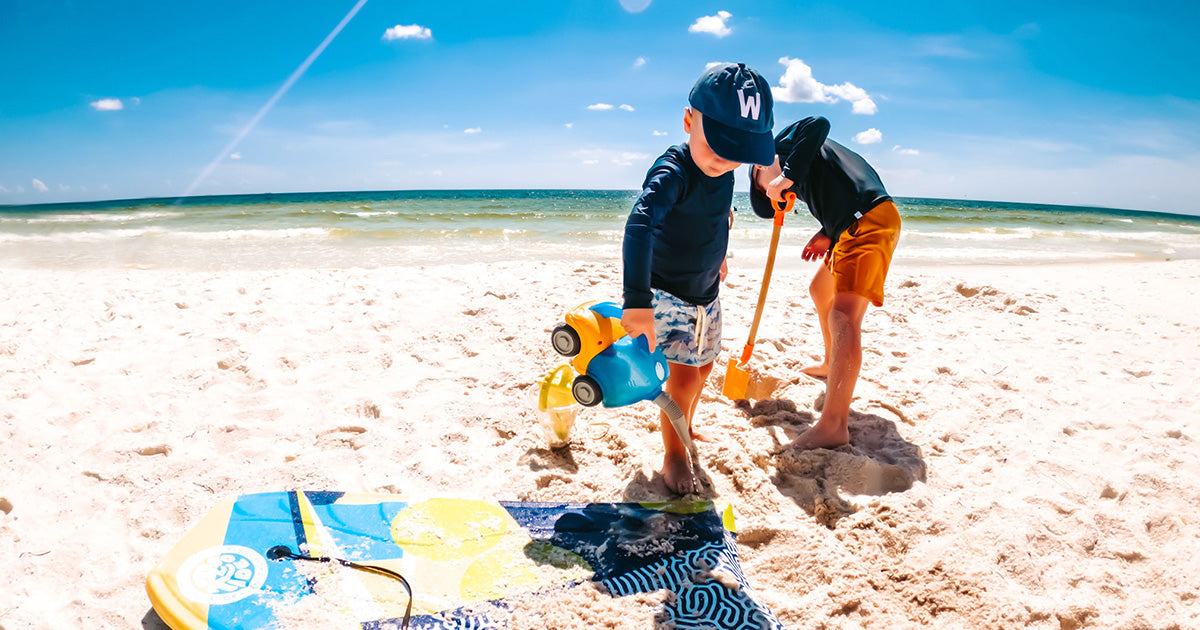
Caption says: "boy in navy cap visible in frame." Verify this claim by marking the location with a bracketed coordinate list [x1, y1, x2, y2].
[749, 116, 902, 450]
[622, 62, 775, 494]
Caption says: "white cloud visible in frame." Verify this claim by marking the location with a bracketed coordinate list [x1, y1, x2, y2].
[130, 97, 141, 106]
[854, 129, 883, 144]
[852, 97, 878, 115]
[690, 11, 732, 37]
[464, 127, 482, 134]
[230, 152, 242, 160]
[90, 98, 123, 111]
[893, 145, 920, 155]
[772, 58, 824, 102]
[619, 104, 634, 112]
[32, 178, 48, 192]
[588, 103, 614, 111]
[653, 130, 668, 136]
[772, 57, 877, 115]
[826, 83, 877, 115]
[564, 123, 574, 128]
[583, 159, 600, 165]
[382, 24, 432, 41]
[634, 57, 647, 68]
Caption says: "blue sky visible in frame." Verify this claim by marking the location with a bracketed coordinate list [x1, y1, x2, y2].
[2, 0, 1198, 214]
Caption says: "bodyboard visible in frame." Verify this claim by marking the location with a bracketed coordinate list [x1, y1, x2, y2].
[146, 491, 785, 629]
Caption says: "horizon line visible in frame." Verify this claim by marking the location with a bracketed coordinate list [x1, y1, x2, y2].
[1, 187, 1197, 221]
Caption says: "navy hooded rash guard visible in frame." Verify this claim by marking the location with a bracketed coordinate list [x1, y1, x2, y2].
[777, 116, 891, 242]
[623, 143, 733, 310]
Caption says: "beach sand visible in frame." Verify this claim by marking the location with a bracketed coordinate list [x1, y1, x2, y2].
[2, 257, 1199, 629]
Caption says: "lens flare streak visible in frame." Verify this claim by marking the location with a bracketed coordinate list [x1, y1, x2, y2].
[180, 0, 369, 200]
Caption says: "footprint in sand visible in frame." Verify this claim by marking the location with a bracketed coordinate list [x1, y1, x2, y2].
[216, 350, 247, 370]
[135, 444, 172, 457]
[355, 401, 381, 419]
[317, 425, 369, 450]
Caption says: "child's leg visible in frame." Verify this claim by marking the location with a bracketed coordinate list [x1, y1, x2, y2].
[660, 362, 708, 493]
[793, 292, 869, 449]
[794, 201, 900, 450]
[802, 264, 836, 379]
[683, 361, 716, 441]
[648, 289, 721, 492]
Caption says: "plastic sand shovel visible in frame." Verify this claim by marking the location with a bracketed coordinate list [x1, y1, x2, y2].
[723, 192, 796, 400]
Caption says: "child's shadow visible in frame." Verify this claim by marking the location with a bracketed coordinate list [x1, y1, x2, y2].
[740, 398, 927, 528]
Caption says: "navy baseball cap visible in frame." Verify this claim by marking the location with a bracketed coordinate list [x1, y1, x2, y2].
[688, 62, 775, 166]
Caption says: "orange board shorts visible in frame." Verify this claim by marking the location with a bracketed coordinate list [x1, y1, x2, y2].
[825, 200, 901, 307]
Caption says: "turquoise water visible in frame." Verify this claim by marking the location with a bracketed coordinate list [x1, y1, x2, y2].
[2, 190, 1199, 270]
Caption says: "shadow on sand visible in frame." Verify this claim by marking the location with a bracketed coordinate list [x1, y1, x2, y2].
[141, 609, 169, 630]
[739, 398, 927, 528]
[519, 444, 580, 475]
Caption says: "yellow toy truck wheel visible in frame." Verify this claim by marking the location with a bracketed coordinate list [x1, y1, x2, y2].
[551, 324, 582, 357]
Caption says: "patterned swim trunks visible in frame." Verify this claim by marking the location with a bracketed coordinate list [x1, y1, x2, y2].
[651, 289, 723, 366]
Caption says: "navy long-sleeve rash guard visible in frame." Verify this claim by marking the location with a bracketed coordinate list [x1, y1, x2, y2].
[777, 116, 891, 241]
[622, 144, 733, 310]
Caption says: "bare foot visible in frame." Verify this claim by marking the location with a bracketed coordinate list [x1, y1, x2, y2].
[800, 362, 828, 381]
[661, 453, 698, 494]
[791, 420, 849, 450]
[691, 426, 715, 443]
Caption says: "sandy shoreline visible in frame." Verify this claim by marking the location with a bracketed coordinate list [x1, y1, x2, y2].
[2, 258, 1198, 629]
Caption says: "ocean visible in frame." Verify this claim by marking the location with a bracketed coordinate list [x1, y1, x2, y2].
[2, 190, 1199, 270]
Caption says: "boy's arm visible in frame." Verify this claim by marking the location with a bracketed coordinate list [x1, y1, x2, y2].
[622, 163, 683, 345]
[777, 116, 831, 185]
[764, 155, 792, 202]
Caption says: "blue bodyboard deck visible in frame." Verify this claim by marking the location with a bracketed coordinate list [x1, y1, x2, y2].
[147, 491, 785, 629]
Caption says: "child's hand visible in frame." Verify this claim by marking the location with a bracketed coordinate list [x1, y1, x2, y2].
[802, 231, 831, 261]
[621, 308, 656, 348]
[766, 174, 794, 202]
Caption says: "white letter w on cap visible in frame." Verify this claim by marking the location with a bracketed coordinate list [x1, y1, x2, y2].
[737, 89, 761, 120]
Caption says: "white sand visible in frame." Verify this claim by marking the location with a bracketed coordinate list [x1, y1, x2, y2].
[2, 258, 1198, 629]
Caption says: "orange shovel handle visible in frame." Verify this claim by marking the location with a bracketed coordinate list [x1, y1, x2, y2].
[743, 192, 794, 347]
[771, 192, 795, 226]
